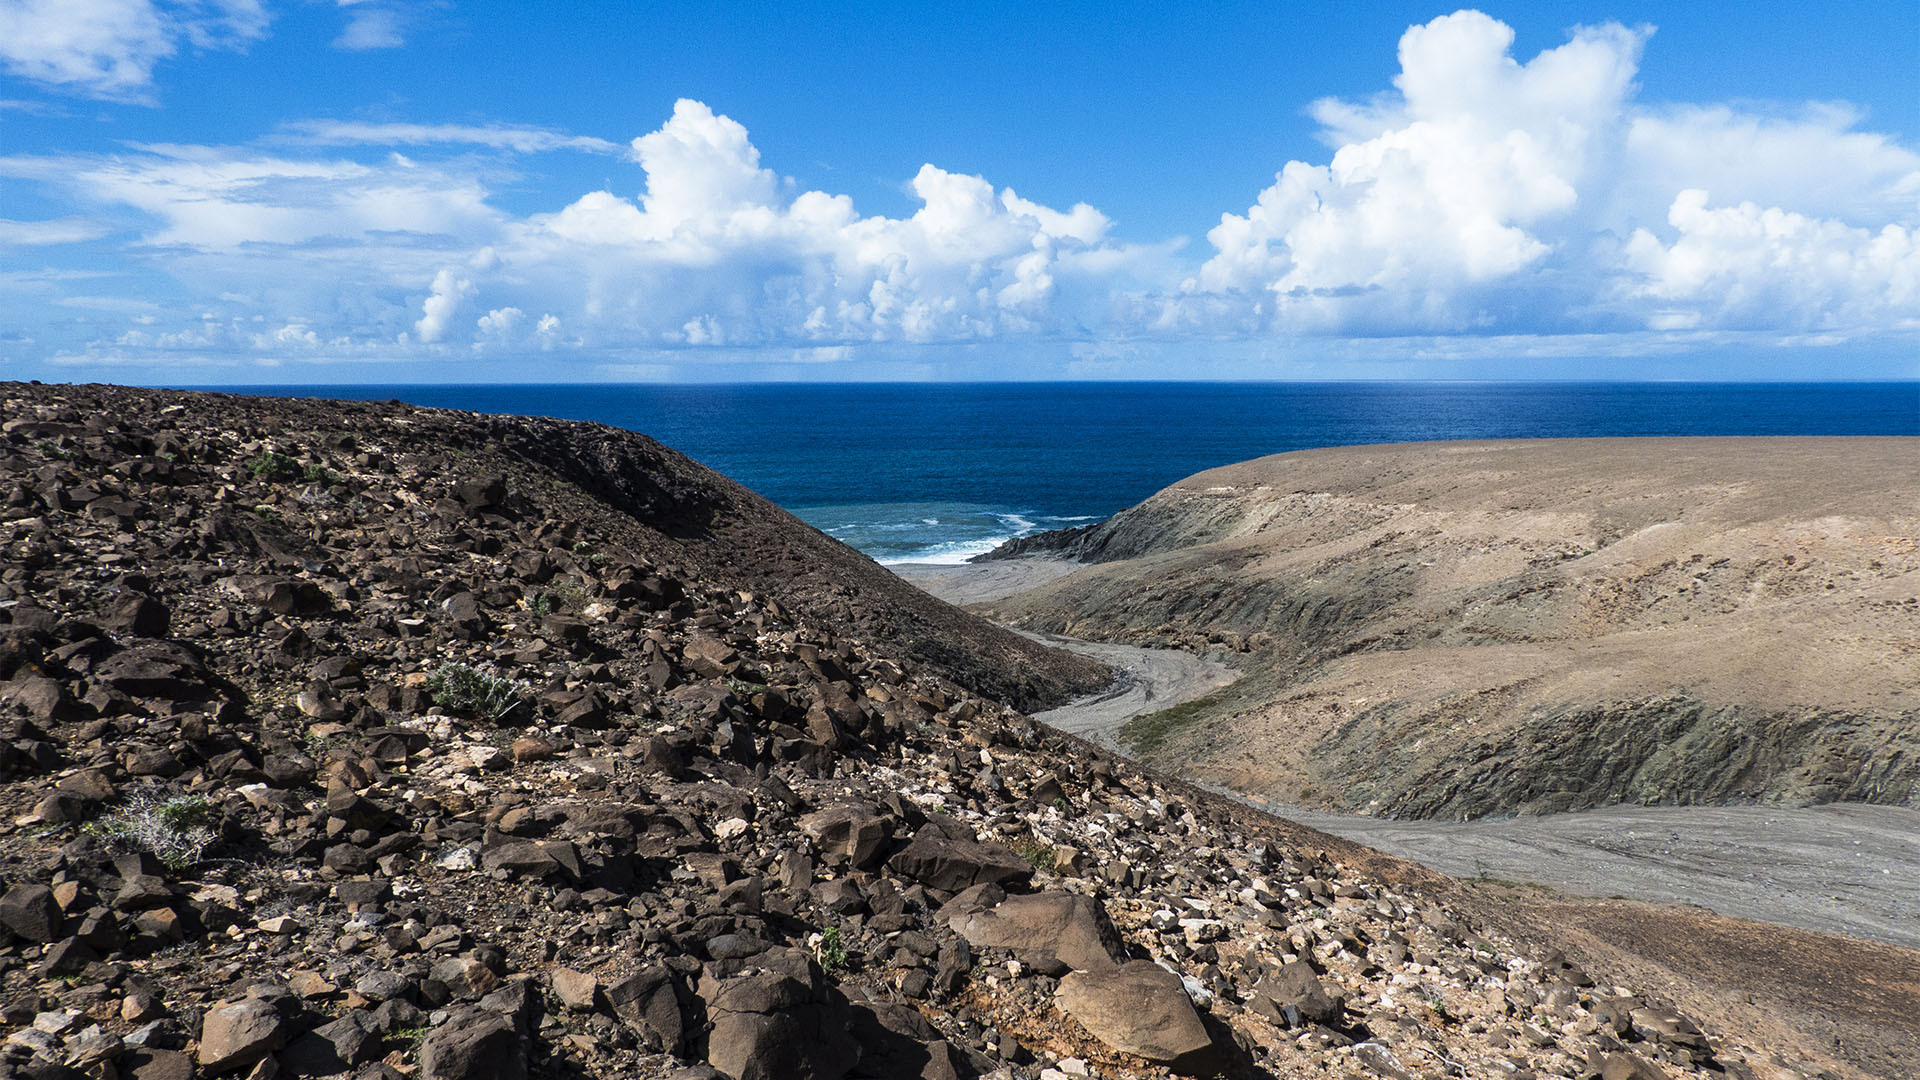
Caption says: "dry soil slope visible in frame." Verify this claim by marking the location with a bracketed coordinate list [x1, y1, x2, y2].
[982, 437, 1920, 819]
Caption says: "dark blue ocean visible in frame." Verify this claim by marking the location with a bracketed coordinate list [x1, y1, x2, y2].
[207, 382, 1919, 563]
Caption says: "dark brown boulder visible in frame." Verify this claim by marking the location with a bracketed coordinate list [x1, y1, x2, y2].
[197, 997, 294, 1075]
[419, 1007, 524, 1080]
[698, 946, 857, 1080]
[105, 594, 171, 638]
[1251, 960, 1341, 1027]
[848, 1001, 980, 1080]
[2, 674, 79, 722]
[454, 474, 507, 510]
[605, 965, 688, 1053]
[0, 883, 61, 942]
[944, 889, 1127, 975]
[798, 803, 893, 870]
[120, 1048, 194, 1080]
[888, 827, 1033, 893]
[1056, 961, 1224, 1076]
[95, 642, 211, 700]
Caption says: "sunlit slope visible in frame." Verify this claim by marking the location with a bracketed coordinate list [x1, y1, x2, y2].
[983, 437, 1920, 818]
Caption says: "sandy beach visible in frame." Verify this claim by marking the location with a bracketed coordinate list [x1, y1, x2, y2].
[887, 556, 1086, 605]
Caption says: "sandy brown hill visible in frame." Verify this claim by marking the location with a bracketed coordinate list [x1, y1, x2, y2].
[979, 437, 1920, 818]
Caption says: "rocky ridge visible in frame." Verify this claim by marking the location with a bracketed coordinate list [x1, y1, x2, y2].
[0, 385, 1880, 1080]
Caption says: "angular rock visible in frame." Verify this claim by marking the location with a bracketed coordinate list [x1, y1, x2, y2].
[1629, 1006, 1711, 1052]
[605, 966, 686, 1053]
[945, 888, 1127, 975]
[698, 947, 857, 1080]
[419, 1007, 524, 1080]
[798, 803, 892, 870]
[4, 674, 80, 722]
[281, 1012, 380, 1076]
[0, 883, 62, 942]
[1251, 961, 1340, 1027]
[848, 1001, 975, 1080]
[121, 1047, 195, 1080]
[454, 475, 507, 511]
[106, 595, 172, 638]
[888, 828, 1033, 892]
[1056, 961, 1223, 1076]
[197, 998, 292, 1075]
[480, 839, 575, 880]
[550, 968, 598, 1011]
[96, 643, 210, 700]
[1599, 1051, 1672, 1080]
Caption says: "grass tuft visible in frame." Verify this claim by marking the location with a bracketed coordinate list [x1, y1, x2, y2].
[425, 663, 528, 723]
[87, 789, 218, 871]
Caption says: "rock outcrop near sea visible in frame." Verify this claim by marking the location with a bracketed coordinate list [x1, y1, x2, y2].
[978, 438, 1920, 820]
[1, 386, 1914, 1080]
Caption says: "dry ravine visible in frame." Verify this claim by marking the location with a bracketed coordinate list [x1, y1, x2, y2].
[1, 384, 1911, 1080]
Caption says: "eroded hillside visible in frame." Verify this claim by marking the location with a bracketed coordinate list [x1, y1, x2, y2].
[980, 438, 1920, 819]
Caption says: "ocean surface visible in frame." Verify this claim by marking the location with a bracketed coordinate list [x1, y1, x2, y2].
[206, 382, 1919, 564]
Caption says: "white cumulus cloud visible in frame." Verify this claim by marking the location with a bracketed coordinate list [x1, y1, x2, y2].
[0, 0, 268, 103]
[413, 267, 474, 343]
[2, 11, 1915, 374]
[1623, 190, 1918, 331]
[501, 98, 1134, 346]
[1183, 9, 1920, 338]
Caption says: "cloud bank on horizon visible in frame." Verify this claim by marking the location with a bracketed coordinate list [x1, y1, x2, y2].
[0, 6, 1915, 378]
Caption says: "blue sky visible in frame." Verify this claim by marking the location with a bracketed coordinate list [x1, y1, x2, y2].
[1, 2, 1916, 383]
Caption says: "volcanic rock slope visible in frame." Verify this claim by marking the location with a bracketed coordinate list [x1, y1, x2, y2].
[0, 386, 1894, 1080]
[981, 438, 1920, 820]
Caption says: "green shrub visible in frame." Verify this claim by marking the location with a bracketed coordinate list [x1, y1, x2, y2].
[425, 663, 527, 723]
[1009, 835, 1060, 875]
[245, 449, 301, 483]
[527, 581, 587, 619]
[87, 790, 217, 871]
[814, 926, 847, 973]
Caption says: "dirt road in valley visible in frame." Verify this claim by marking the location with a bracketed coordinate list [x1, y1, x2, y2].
[895, 560, 1920, 951]
[1020, 632, 1238, 753]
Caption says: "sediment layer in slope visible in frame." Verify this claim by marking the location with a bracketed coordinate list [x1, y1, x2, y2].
[979, 438, 1920, 819]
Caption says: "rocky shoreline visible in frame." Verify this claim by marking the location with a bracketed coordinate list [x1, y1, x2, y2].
[1, 384, 1911, 1080]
